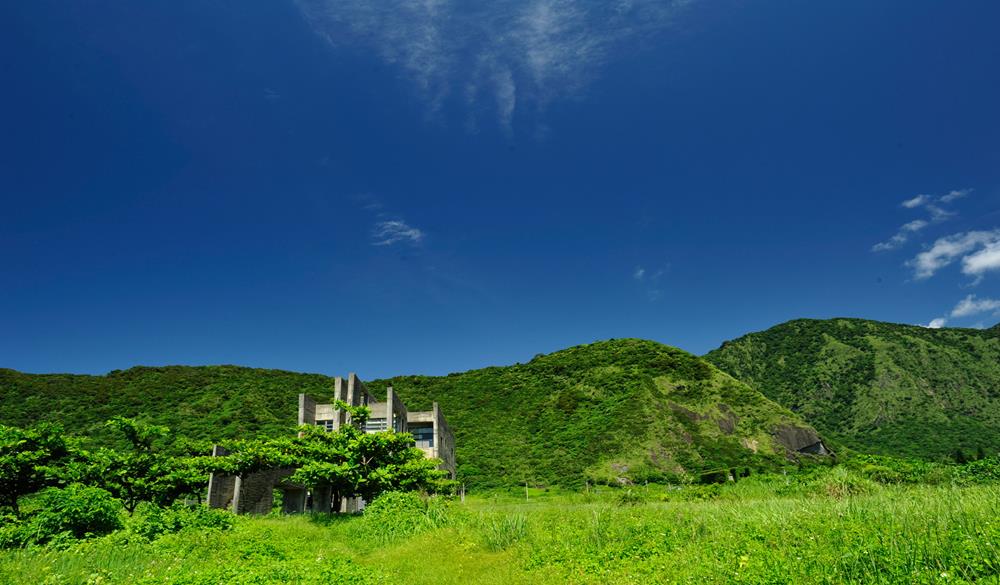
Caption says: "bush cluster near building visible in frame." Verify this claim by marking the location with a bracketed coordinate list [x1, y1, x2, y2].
[0, 408, 451, 550]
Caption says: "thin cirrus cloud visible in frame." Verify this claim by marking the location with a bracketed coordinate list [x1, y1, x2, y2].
[294, 0, 693, 132]
[872, 189, 972, 252]
[372, 220, 425, 246]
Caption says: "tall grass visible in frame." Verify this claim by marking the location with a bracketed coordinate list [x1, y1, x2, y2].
[478, 513, 527, 551]
[2, 484, 998, 584]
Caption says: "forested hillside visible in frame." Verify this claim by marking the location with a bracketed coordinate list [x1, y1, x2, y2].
[0, 340, 822, 488]
[705, 319, 1000, 461]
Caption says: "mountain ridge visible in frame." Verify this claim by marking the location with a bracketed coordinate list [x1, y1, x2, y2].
[705, 318, 1000, 461]
[1, 339, 822, 488]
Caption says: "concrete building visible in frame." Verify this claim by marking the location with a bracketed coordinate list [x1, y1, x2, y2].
[207, 373, 456, 515]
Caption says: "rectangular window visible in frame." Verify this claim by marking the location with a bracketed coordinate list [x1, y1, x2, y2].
[364, 418, 387, 433]
[411, 425, 434, 447]
[316, 420, 335, 432]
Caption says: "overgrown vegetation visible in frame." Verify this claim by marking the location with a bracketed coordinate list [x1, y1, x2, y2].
[2, 469, 999, 584]
[4, 324, 1000, 582]
[0, 411, 449, 553]
[705, 318, 1000, 461]
[1, 340, 825, 489]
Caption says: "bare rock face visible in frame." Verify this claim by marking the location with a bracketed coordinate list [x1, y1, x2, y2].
[772, 424, 829, 455]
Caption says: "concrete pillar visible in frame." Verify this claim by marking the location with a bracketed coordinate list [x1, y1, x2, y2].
[298, 394, 316, 426]
[333, 376, 346, 429]
[432, 402, 441, 460]
[231, 476, 242, 514]
[312, 485, 332, 514]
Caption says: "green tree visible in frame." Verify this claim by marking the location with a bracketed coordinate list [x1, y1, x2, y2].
[289, 424, 447, 505]
[215, 402, 450, 510]
[84, 417, 210, 513]
[0, 423, 71, 516]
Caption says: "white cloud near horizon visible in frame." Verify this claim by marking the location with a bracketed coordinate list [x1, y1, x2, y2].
[925, 317, 947, 329]
[908, 229, 1000, 280]
[951, 294, 1000, 318]
[372, 219, 425, 246]
[295, 0, 692, 131]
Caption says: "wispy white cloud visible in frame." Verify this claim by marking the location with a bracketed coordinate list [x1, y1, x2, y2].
[925, 317, 947, 329]
[372, 220, 425, 246]
[632, 262, 669, 301]
[872, 188, 973, 252]
[962, 242, 1000, 279]
[872, 219, 930, 252]
[902, 195, 931, 209]
[940, 188, 973, 204]
[295, 0, 692, 130]
[908, 229, 1000, 280]
[951, 294, 1000, 318]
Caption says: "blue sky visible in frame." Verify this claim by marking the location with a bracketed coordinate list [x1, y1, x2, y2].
[2, 0, 1000, 377]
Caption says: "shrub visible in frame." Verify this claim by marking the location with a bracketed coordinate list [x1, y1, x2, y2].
[17, 484, 122, 546]
[126, 502, 234, 541]
[956, 456, 1000, 484]
[614, 488, 646, 507]
[359, 491, 432, 544]
[812, 467, 877, 498]
[0, 514, 23, 549]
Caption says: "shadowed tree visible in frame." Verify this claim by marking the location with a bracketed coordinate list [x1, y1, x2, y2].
[0, 423, 72, 516]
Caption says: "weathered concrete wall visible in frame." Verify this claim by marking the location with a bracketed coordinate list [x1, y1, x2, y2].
[298, 394, 316, 426]
[232, 467, 296, 515]
[206, 445, 236, 510]
[385, 386, 409, 433]
[406, 403, 457, 478]
[433, 402, 457, 478]
[214, 373, 459, 515]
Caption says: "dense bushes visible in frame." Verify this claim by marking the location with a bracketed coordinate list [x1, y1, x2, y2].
[0, 485, 122, 547]
[358, 491, 455, 545]
[126, 502, 234, 541]
[0, 413, 448, 551]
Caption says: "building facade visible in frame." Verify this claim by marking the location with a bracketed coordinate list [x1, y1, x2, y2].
[206, 373, 456, 515]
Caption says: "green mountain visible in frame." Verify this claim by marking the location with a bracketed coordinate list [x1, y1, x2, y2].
[1, 339, 822, 488]
[705, 318, 1000, 461]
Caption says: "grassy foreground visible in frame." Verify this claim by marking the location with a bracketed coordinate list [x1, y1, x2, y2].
[2, 483, 998, 585]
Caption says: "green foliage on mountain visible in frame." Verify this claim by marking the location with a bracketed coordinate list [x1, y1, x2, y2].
[367, 339, 819, 488]
[0, 340, 822, 489]
[0, 366, 331, 448]
[705, 318, 1000, 462]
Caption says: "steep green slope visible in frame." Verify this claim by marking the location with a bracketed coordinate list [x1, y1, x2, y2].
[705, 319, 1000, 461]
[1, 340, 821, 488]
[367, 339, 822, 488]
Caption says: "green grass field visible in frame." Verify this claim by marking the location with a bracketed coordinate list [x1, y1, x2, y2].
[3, 480, 999, 585]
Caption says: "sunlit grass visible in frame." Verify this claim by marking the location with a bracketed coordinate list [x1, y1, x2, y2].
[2, 484, 998, 584]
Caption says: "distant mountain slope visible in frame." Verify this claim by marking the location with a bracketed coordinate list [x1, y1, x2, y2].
[0, 340, 822, 488]
[367, 339, 823, 488]
[705, 319, 1000, 461]
[0, 366, 331, 445]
